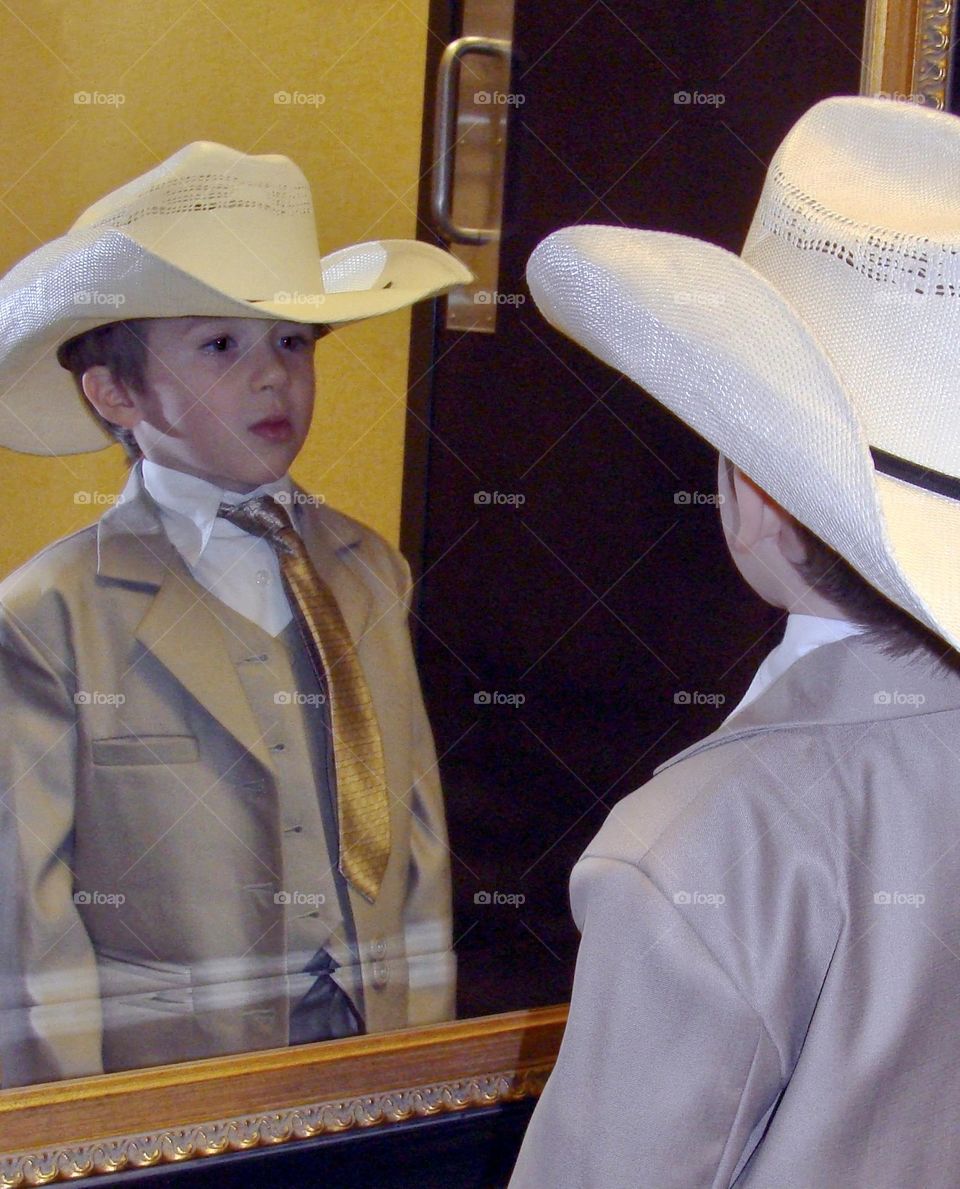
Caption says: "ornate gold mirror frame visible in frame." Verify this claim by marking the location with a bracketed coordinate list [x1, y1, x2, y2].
[0, 3, 953, 1184]
[0, 1007, 566, 1184]
[861, 0, 954, 105]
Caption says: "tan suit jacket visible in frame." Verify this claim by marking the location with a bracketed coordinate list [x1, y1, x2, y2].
[0, 470, 453, 1087]
[511, 636, 960, 1187]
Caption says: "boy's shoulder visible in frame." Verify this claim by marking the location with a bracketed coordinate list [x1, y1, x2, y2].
[0, 521, 102, 609]
[295, 492, 411, 596]
[0, 522, 107, 670]
[582, 635, 960, 874]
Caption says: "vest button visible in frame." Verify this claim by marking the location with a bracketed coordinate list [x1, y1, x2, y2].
[372, 962, 389, 988]
[371, 939, 387, 959]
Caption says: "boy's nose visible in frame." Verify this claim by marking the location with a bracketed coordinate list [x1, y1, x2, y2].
[250, 342, 289, 389]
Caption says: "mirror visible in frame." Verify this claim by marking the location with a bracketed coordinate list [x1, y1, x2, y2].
[0, 0, 945, 1181]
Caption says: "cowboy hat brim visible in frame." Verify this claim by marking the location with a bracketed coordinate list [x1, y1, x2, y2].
[526, 224, 959, 649]
[0, 230, 470, 456]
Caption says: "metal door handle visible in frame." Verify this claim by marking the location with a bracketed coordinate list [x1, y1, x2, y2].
[432, 36, 512, 245]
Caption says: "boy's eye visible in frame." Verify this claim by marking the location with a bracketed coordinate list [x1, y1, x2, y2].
[202, 335, 234, 353]
[279, 333, 311, 351]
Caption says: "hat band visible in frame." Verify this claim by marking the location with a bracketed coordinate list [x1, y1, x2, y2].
[871, 447, 960, 502]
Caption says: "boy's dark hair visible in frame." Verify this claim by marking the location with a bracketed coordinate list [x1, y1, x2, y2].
[57, 321, 149, 462]
[722, 457, 943, 658]
[790, 524, 944, 657]
[57, 320, 329, 465]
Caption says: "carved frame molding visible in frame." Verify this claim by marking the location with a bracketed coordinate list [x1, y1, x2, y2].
[0, 1006, 566, 1186]
[914, 0, 955, 104]
[861, 0, 955, 107]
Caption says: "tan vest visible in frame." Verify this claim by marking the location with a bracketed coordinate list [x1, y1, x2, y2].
[216, 601, 363, 1022]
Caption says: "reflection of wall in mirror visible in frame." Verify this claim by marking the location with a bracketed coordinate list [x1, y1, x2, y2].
[0, 0, 432, 578]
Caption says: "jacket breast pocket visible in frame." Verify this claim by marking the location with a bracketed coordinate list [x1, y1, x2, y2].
[92, 735, 200, 766]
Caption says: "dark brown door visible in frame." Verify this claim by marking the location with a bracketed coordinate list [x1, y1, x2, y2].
[404, 0, 866, 1018]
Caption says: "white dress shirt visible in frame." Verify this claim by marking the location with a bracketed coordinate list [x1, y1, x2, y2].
[139, 460, 294, 636]
[725, 612, 863, 721]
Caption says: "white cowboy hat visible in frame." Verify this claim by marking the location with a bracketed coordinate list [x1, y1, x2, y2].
[0, 141, 472, 455]
[527, 96, 960, 651]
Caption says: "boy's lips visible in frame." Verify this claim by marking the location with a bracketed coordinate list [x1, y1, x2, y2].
[248, 415, 293, 443]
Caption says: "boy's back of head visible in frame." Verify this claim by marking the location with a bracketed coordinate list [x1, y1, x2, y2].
[526, 96, 960, 660]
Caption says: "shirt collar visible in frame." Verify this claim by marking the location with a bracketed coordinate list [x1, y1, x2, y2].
[724, 611, 863, 722]
[141, 459, 292, 566]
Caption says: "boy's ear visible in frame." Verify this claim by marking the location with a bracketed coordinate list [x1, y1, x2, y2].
[80, 366, 143, 429]
[724, 465, 801, 558]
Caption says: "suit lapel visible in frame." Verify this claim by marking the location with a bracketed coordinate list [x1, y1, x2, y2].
[134, 578, 276, 772]
[98, 469, 275, 772]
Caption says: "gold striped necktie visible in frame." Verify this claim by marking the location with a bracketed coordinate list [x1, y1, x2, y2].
[219, 496, 390, 902]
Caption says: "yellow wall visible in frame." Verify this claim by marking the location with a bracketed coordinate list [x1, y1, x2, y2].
[0, 0, 431, 576]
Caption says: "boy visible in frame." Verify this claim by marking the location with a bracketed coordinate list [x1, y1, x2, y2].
[514, 96, 960, 1186]
[0, 141, 470, 1087]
